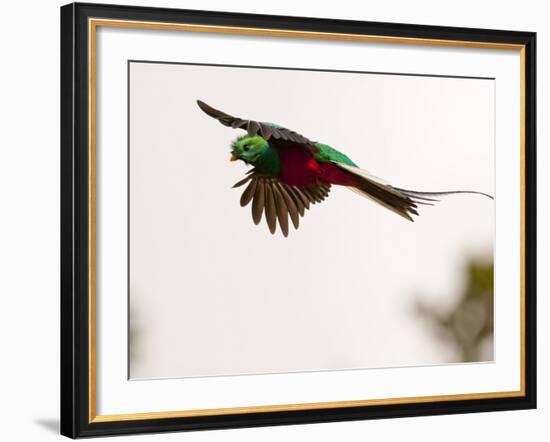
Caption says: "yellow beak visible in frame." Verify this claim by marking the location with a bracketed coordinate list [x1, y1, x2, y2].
[230, 154, 238, 161]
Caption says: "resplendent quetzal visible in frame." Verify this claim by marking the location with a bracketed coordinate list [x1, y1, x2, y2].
[197, 100, 493, 237]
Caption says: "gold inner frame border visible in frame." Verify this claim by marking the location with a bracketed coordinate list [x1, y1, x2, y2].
[87, 18, 527, 424]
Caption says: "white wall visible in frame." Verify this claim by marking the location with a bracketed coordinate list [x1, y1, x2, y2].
[0, 0, 546, 440]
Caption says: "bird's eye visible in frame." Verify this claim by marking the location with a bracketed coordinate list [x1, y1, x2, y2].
[243, 144, 250, 151]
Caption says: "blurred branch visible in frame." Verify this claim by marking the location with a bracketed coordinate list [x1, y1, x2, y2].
[416, 257, 494, 362]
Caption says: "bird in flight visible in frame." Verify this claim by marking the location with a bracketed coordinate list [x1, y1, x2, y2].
[197, 100, 493, 237]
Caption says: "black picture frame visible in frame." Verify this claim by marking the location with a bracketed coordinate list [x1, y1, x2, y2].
[61, 2, 537, 438]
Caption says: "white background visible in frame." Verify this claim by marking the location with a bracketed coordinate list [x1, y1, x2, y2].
[0, 0, 546, 440]
[128, 59, 496, 380]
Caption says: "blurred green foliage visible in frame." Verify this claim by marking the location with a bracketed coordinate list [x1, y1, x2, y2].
[416, 257, 494, 362]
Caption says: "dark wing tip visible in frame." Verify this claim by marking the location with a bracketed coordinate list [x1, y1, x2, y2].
[196, 99, 208, 112]
[196, 100, 232, 121]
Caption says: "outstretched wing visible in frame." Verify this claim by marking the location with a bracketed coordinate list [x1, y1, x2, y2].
[197, 100, 320, 154]
[233, 170, 331, 237]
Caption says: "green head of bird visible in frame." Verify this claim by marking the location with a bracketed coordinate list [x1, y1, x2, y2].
[230, 135, 269, 164]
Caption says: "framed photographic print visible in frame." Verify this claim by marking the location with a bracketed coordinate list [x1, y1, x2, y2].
[60, 2, 537, 438]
